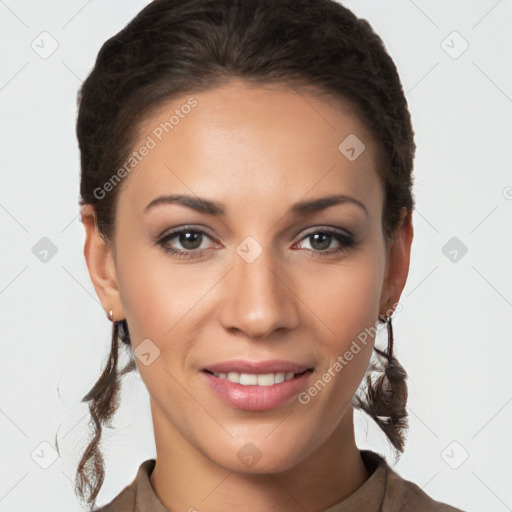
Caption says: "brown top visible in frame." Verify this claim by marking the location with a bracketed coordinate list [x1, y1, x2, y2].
[93, 450, 465, 512]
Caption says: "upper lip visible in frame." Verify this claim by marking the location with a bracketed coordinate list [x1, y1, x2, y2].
[202, 359, 313, 374]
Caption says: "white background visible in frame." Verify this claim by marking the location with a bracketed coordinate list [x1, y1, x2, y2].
[1, 1, 511, 511]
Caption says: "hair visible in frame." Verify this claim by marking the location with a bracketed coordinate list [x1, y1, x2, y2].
[74, 0, 415, 508]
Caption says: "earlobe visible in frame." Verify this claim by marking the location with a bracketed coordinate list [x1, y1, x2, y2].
[80, 204, 124, 320]
[379, 207, 414, 316]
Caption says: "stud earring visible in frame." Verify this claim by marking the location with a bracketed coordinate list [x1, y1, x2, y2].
[107, 309, 114, 322]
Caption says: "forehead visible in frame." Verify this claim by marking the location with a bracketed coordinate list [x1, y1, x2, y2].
[118, 80, 383, 219]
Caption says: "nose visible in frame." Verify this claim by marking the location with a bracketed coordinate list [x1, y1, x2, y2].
[219, 244, 300, 340]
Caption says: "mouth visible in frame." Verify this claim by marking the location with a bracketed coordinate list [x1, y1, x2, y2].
[202, 369, 313, 387]
[200, 359, 314, 410]
[201, 367, 314, 411]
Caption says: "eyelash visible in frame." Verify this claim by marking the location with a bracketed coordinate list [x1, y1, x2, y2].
[155, 226, 357, 260]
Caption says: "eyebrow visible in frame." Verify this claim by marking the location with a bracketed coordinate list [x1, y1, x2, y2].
[144, 193, 368, 217]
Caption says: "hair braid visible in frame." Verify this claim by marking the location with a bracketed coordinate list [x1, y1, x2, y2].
[74, 321, 135, 508]
[353, 315, 409, 455]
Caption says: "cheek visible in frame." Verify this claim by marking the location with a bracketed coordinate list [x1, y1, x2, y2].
[115, 253, 209, 400]
[115, 243, 212, 343]
[115, 249, 231, 400]
[295, 253, 384, 397]
[300, 255, 384, 345]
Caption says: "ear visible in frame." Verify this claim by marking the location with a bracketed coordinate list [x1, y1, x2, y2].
[379, 207, 414, 316]
[81, 204, 124, 321]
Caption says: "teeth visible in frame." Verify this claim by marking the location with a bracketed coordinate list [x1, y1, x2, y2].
[257, 373, 275, 386]
[274, 372, 286, 384]
[212, 371, 298, 386]
[240, 373, 258, 385]
[227, 371, 239, 383]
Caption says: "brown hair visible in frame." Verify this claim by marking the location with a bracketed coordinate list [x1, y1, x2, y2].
[75, 0, 415, 507]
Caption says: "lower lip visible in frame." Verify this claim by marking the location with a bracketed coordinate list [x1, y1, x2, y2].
[202, 370, 313, 411]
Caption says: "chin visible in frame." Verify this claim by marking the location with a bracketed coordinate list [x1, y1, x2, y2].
[206, 439, 306, 475]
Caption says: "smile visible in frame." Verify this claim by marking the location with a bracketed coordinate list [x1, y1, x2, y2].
[205, 370, 299, 386]
[202, 369, 314, 410]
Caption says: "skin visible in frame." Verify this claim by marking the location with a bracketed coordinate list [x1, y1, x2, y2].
[82, 80, 413, 512]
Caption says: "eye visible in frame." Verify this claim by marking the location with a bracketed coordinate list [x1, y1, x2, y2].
[156, 227, 216, 259]
[155, 226, 356, 259]
[294, 228, 356, 256]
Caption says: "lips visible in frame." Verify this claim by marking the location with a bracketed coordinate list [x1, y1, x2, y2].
[201, 359, 315, 410]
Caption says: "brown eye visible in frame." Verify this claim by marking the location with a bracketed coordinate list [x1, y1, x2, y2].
[307, 232, 333, 251]
[175, 231, 203, 250]
[295, 228, 355, 256]
[156, 228, 214, 259]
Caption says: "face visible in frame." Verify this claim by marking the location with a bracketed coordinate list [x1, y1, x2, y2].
[83, 80, 412, 474]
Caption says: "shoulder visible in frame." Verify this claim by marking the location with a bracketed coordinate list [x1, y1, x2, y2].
[93, 487, 136, 512]
[375, 452, 466, 512]
[91, 459, 157, 512]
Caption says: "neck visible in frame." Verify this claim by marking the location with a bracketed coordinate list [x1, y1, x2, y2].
[149, 401, 369, 512]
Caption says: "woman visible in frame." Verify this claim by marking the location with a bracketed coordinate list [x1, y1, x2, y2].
[75, 0, 465, 510]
